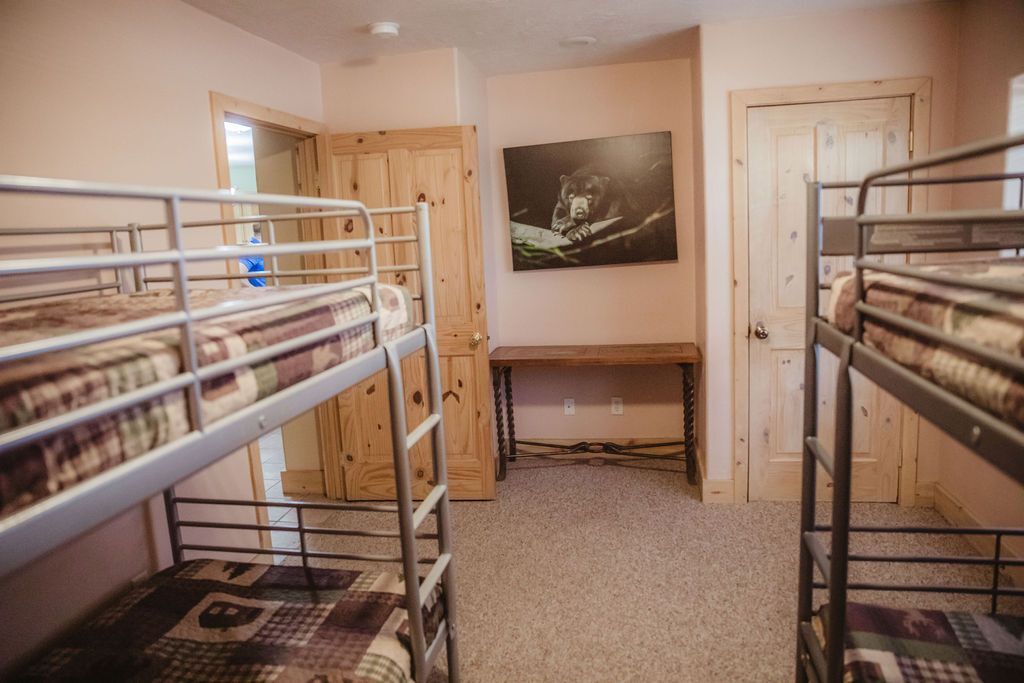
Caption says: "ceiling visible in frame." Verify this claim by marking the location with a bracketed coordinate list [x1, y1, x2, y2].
[185, 0, 922, 76]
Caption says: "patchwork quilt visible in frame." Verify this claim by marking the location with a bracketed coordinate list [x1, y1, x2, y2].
[0, 285, 414, 517]
[16, 559, 443, 682]
[829, 258, 1024, 426]
[815, 602, 1024, 683]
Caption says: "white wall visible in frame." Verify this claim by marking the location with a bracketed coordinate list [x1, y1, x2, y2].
[321, 48, 460, 132]
[0, 0, 322, 670]
[485, 59, 698, 440]
[698, 1, 961, 482]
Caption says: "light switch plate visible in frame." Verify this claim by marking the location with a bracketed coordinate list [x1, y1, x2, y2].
[611, 397, 624, 415]
[563, 398, 575, 416]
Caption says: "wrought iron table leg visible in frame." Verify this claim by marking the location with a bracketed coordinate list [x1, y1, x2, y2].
[492, 366, 507, 481]
[682, 363, 697, 485]
[503, 366, 516, 461]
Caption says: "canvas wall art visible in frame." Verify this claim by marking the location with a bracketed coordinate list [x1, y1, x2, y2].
[502, 132, 677, 271]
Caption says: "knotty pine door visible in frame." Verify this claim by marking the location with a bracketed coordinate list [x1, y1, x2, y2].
[320, 126, 495, 501]
[746, 98, 912, 502]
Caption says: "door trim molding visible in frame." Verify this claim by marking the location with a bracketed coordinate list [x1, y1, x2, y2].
[207, 92, 336, 526]
[729, 77, 932, 503]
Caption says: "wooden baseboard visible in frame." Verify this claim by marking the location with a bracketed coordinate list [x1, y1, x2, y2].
[690, 446, 735, 503]
[934, 482, 1022, 587]
[280, 469, 326, 495]
[915, 481, 935, 508]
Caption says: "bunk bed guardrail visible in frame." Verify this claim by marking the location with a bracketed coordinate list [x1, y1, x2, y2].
[0, 175, 460, 681]
[796, 133, 1024, 683]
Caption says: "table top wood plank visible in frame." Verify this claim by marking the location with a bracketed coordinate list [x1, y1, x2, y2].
[489, 342, 701, 367]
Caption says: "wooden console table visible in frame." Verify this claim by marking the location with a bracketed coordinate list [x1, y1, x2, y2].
[489, 343, 701, 485]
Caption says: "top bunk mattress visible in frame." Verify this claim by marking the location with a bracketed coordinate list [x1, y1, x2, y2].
[828, 257, 1024, 426]
[0, 284, 414, 517]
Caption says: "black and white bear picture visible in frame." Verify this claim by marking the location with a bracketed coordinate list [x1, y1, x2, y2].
[550, 167, 630, 242]
[503, 132, 677, 271]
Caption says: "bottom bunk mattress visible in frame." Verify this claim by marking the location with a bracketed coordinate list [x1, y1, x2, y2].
[829, 258, 1024, 426]
[814, 602, 1024, 682]
[17, 559, 443, 683]
[0, 284, 414, 517]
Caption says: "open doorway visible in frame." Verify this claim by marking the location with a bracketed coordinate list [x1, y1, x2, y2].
[223, 119, 319, 500]
[210, 93, 330, 524]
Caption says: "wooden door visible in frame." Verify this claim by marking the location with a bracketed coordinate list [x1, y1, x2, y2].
[323, 126, 495, 500]
[747, 98, 912, 501]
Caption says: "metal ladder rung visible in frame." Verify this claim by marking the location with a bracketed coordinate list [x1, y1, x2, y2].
[419, 552, 452, 606]
[406, 413, 441, 450]
[423, 620, 450, 675]
[413, 484, 447, 529]
[803, 531, 831, 585]
[805, 436, 834, 478]
[799, 621, 827, 683]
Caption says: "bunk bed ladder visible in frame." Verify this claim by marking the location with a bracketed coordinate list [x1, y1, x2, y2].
[795, 182, 819, 683]
[384, 202, 461, 683]
[796, 181, 854, 683]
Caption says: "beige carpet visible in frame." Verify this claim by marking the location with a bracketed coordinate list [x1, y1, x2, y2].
[273, 457, 1016, 682]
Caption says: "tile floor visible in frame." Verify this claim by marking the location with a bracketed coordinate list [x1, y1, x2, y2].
[253, 430, 350, 563]
[256, 429, 303, 560]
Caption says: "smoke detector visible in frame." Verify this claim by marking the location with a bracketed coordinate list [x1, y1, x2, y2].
[368, 21, 400, 39]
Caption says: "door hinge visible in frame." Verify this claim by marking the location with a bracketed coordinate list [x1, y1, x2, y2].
[908, 130, 914, 154]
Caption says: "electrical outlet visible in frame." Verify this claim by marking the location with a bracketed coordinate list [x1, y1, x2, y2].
[611, 397, 624, 415]
[563, 398, 575, 416]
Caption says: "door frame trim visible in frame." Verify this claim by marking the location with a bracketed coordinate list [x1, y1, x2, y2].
[207, 92, 334, 529]
[729, 77, 932, 503]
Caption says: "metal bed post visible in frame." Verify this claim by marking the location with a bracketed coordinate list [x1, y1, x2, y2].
[416, 201, 462, 681]
[821, 174, 873, 683]
[108, 228, 127, 295]
[796, 181, 822, 683]
[265, 219, 280, 287]
[365, 209, 385, 345]
[825, 338, 854, 683]
[163, 488, 183, 565]
[128, 223, 146, 292]
[384, 339, 429, 679]
[164, 195, 205, 434]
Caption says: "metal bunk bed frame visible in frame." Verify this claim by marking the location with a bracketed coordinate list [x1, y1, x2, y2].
[0, 175, 460, 681]
[795, 134, 1024, 683]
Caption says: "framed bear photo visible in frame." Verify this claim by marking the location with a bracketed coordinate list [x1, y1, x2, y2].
[502, 131, 677, 271]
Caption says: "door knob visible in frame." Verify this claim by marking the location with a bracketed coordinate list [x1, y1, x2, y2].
[753, 322, 769, 340]
[469, 331, 483, 347]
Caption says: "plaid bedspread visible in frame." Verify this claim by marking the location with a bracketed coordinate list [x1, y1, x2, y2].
[17, 559, 443, 682]
[830, 258, 1024, 426]
[0, 285, 413, 517]
[815, 602, 1024, 682]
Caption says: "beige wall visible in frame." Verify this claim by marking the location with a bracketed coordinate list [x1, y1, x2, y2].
[685, 27, 708, 473]
[485, 59, 698, 439]
[949, 0, 1024, 209]
[0, 0, 322, 670]
[929, 0, 1024, 550]
[321, 48, 460, 132]
[456, 51, 499, 347]
[249, 127, 325, 474]
[698, 1, 961, 482]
